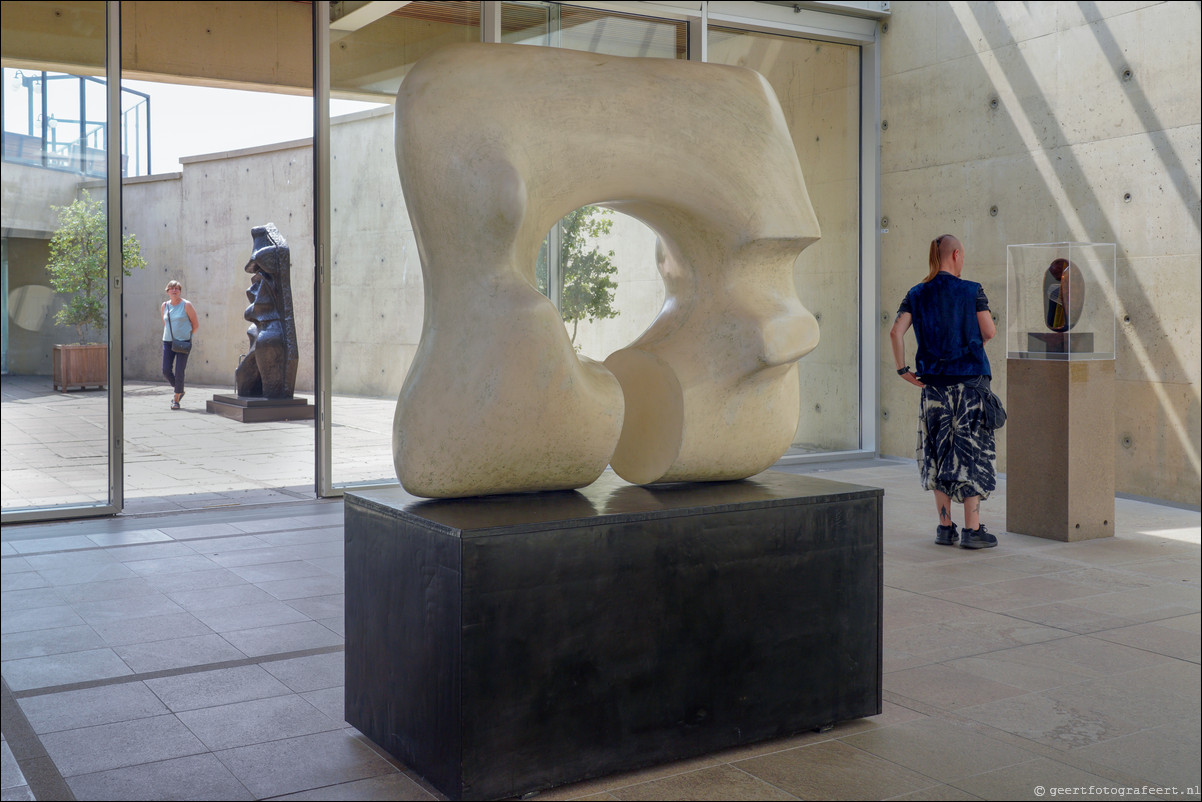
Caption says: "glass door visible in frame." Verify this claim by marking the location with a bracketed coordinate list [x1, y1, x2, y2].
[317, 1, 480, 493]
[708, 26, 865, 455]
[1, 0, 122, 522]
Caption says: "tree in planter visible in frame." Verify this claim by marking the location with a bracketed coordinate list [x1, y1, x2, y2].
[536, 205, 620, 346]
[45, 190, 146, 344]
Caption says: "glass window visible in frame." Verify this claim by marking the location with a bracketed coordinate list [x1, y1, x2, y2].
[327, 1, 478, 487]
[2, 1, 113, 516]
[708, 27, 862, 454]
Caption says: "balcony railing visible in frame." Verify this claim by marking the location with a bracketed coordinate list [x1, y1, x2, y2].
[2, 69, 149, 178]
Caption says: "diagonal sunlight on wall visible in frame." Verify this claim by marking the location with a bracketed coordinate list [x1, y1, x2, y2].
[952, 2, 1201, 479]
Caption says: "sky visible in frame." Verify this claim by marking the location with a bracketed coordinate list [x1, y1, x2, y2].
[123, 80, 386, 175]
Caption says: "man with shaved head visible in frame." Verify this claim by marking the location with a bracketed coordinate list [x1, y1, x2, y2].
[890, 234, 999, 549]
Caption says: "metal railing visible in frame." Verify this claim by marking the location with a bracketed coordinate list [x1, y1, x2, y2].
[2, 68, 149, 178]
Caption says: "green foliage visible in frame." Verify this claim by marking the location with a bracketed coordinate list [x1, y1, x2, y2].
[536, 206, 620, 344]
[45, 190, 146, 343]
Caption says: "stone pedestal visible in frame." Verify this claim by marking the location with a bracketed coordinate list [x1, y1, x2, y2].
[344, 471, 883, 801]
[1006, 358, 1115, 541]
[205, 394, 314, 422]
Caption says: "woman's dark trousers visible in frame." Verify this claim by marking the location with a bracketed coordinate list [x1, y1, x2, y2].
[162, 341, 189, 394]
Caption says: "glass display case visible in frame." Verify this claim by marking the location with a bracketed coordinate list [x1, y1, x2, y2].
[1006, 242, 1116, 360]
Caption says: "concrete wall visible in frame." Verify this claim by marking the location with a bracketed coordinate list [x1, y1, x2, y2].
[122, 138, 315, 391]
[878, 2, 1201, 506]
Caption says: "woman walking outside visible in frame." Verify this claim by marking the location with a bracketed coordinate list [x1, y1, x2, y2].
[890, 234, 998, 549]
[161, 280, 199, 410]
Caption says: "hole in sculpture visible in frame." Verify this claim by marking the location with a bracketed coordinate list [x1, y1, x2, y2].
[536, 206, 662, 363]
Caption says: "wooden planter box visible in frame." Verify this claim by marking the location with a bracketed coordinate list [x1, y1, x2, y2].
[53, 343, 108, 391]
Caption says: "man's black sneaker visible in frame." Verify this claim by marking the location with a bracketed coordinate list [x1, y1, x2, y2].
[935, 523, 959, 546]
[960, 525, 998, 549]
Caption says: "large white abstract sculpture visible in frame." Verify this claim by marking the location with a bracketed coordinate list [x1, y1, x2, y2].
[394, 43, 819, 498]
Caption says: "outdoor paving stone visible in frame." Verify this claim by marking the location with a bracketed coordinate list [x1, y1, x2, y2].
[1, 647, 134, 692]
[113, 633, 247, 674]
[176, 694, 343, 751]
[261, 651, 344, 692]
[1, 624, 106, 660]
[220, 621, 343, 657]
[144, 664, 292, 712]
[39, 714, 208, 777]
[212, 729, 397, 799]
[17, 682, 168, 734]
[64, 753, 254, 801]
[190, 601, 310, 632]
[318, 616, 345, 637]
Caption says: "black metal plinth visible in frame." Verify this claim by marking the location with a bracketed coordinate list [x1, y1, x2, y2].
[205, 394, 314, 422]
[345, 471, 883, 801]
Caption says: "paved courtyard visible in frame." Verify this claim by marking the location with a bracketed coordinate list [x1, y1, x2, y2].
[2, 375, 396, 514]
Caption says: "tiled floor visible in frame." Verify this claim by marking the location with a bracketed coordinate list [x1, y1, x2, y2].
[2, 456, 1198, 801]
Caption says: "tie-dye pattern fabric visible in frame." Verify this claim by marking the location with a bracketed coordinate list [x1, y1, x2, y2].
[915, 381, 996, 502]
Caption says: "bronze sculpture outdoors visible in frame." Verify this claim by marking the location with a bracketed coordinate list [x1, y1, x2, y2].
[236, 223, 298, 399]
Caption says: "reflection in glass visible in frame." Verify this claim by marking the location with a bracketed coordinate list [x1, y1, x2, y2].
[708, 27, 861, 454]
[1, 0, 111, 513]
[329, 2, 478, 487]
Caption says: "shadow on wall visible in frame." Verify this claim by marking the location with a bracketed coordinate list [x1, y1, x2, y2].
[963, 1, 1200, 501]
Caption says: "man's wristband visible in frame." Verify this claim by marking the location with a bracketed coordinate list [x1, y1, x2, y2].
[897, 366, 911, 376]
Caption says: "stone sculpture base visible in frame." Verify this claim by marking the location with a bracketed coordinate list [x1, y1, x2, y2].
[344, 471, 883, 801]
[1006, 358, 1115, 541]
[205, 394, 314, 423]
